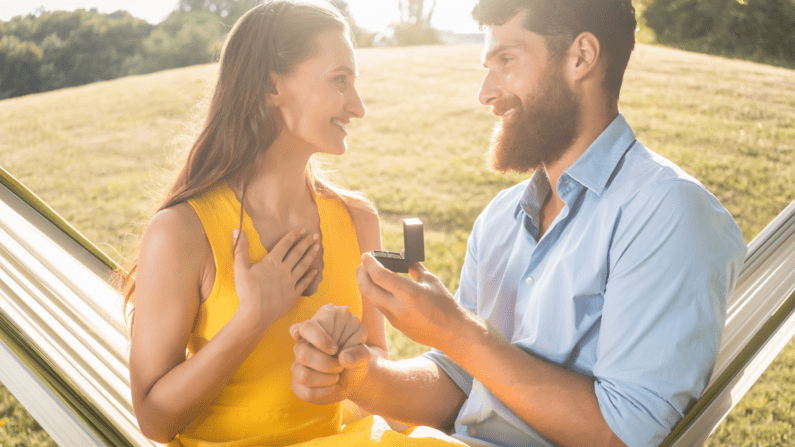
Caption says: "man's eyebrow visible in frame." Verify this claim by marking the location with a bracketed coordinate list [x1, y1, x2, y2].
[482, 41, 525, 65]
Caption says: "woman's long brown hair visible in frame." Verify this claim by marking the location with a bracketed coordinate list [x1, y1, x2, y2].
[121, 0, 371, 331]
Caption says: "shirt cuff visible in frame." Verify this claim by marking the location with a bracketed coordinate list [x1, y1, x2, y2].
[423, 349, 474, 396]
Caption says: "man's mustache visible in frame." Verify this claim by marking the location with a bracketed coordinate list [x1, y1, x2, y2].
[492, 97, 522, 117]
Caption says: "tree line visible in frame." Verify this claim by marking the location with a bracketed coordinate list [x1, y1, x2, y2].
[643, 0, 795, 67]
[3, 0, 791, 100]
[0, 8, 224, 99]
[0, 0, 421, 100]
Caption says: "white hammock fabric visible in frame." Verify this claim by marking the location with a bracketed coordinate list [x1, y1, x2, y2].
[0, 171, 158, 446]
[0, 166, 793, 446]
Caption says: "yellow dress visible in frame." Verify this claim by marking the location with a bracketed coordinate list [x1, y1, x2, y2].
[170, 182, 464, 447]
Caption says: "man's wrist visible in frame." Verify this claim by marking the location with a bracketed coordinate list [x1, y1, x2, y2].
[346, 353, 387, 408]
[434, 307, 489, 366]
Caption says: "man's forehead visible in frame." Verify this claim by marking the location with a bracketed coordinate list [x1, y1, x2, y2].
[481, 27, 528, 64]
[480, 10, 538, 62]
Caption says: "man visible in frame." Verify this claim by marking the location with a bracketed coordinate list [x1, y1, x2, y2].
[290, 0, 747, 445]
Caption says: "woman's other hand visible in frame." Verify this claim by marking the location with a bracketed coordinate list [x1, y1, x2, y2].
[289, 304, 371, 405]
[232, 228, 320, 333]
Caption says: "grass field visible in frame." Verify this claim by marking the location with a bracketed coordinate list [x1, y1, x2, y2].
[0, 42, 794, 445]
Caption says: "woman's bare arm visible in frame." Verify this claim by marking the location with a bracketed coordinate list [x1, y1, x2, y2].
[347, 199, 388, 357]
[130, 203, 319, 442]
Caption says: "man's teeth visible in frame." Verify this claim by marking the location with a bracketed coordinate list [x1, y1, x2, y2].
[332, 119, 346, 129]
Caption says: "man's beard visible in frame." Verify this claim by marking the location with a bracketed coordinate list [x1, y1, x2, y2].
[487, 63, 581, 174]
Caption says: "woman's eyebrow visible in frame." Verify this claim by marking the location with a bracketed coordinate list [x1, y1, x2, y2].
[331, 66, 357, 76]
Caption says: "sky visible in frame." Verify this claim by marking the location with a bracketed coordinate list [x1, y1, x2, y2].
[0, 0, 483, 34]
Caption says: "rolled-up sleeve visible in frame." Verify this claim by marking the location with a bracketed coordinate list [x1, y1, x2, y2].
[423, 212, 482, 396]
[594, 179, 746, 446]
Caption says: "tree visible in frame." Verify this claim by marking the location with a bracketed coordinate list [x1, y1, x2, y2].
[399, 0, 436, 26]
[330, 0, 375, 47]
[0, 35, 43, 98]
[32, 10, 152, 90]
[177, 0, 258, 27]
[125, 11, 225, 75]
[644, 0, 795, 65]
[0, 9, 152, 97]
[393, 0, 440, 46]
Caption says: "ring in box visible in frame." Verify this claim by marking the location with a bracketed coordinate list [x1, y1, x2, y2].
[371, 218, 424, 273]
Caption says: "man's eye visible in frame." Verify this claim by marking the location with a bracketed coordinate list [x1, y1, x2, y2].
[501, 56, 513, 64]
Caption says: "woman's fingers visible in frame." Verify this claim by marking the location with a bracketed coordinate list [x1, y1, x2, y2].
[293, 319, 338, 356]
[269, 228, 307, 261]
[294, 268, 319, 295]
[293, 340, 344, 374]
[283, 231, 319, 269]
[337, 315, 367, 350]
[291, 238, 320, 280]
[232, 228, 250, 272]
[291, 360, 340, 387]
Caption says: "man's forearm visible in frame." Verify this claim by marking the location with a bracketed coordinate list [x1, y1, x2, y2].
[441, 313, 626, 447]
[349, 356, 466, 429]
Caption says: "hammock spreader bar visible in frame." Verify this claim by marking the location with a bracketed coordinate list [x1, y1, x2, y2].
[0, 167, 122, 278]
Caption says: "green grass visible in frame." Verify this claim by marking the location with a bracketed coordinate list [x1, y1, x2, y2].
[0, 42, 793, 445]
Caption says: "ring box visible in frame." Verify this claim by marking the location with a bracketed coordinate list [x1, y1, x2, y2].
[371, 218, 424, 273]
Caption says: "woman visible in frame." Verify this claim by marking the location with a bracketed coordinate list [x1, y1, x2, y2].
[125, 1, 388, 445]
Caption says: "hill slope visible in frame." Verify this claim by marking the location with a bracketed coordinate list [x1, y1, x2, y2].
[0, 43, 793, 445]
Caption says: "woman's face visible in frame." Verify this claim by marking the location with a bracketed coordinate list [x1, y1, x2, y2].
[272, 29, 366, 156]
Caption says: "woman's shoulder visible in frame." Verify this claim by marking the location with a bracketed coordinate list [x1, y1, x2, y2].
[340, 194, 381, 254]
[141, 202, 210, 265]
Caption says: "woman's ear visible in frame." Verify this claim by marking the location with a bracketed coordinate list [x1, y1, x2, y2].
[268, 73, 283, 106]
[569, 32, 601, 82]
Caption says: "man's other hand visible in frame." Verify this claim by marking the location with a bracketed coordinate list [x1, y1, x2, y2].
[357, 252, 465, 351]
[290, 304, 371, 405]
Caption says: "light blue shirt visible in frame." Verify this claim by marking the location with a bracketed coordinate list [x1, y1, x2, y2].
[424, 114, 747, 447]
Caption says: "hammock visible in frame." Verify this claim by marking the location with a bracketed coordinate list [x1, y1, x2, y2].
[0, 165, 793, 447]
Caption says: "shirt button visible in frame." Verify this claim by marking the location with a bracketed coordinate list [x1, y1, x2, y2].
[526, 277, 534, 285]
[470, 428, 478, 436]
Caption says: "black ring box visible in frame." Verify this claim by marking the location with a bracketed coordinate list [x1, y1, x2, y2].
[371, 218, 424, 273]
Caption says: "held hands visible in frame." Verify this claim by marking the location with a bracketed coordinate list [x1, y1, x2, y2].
[357, 253, 462, 349]
[232, 228, 320, 333]
[290, 304, 371, 405]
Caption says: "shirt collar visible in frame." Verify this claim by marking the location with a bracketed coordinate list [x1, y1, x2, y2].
[562, 113, 636, 197]
[514, 113, 636, 223]
[515, 168, 550, 227]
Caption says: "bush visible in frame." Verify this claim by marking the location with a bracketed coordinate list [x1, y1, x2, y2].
[125, 11, 225, 75]
[0, 36, 43, 98]
[392, 22, 440, 46]
[1, 10, 152, 94]
[644, 0, 795, 65]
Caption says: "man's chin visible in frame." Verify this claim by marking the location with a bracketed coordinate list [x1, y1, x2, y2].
[486, 122, 541, 174]
[487, 145, 540, 174]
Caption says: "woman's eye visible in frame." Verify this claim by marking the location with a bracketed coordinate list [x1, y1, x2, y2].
[335, 75, 347, 84]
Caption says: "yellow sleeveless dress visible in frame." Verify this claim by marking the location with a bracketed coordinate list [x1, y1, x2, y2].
[170, 182, 465, 447]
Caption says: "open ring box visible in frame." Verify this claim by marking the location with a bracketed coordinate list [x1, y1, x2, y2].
[371, 218, 424, 273]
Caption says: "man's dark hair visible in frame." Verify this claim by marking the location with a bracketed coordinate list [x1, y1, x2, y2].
[472, 0, 636, 99]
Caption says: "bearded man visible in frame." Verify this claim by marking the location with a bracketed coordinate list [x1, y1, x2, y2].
[290, 1, 747, 446]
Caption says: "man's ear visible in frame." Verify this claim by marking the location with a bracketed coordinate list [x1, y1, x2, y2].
[568, 32, 601, 82]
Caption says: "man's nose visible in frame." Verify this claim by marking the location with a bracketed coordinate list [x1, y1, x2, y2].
[478, 70, 499, 106]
